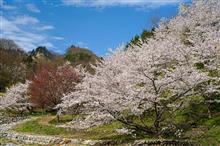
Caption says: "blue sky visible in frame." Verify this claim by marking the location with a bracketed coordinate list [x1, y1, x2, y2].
[0, 0, 190, 56]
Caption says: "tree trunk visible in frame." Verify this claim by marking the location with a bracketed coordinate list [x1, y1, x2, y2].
[207, 103, 212, 118]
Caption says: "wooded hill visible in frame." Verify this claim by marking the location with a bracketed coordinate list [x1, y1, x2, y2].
[0, 38, 99, 92]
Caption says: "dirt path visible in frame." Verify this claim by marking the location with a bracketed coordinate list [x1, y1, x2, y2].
[0, 116, 102, 145]
[38, 115, 55, 126]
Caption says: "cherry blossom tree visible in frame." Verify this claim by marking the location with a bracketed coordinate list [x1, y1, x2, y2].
[60, 0, 220, 136]
[0, 81, 30, 116]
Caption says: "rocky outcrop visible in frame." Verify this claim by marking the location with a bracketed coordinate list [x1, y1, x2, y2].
[133, 140, 196, 146]
[1, 133, 63, 145]
[0, 132, 104, 145]
[0, 116, 27, 125]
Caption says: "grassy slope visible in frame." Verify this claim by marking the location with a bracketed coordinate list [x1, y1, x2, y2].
[13, 115, 136, 142]
[198, 126, 220, 146]
[12, 113, 220, 145]
[193, 114, 220, 145]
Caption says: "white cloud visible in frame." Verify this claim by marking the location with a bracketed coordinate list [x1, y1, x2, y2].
[0, 0, 63, 53]
[26, 3, 41, 13]
[0, 17, 20, 33]
[36, 25, 54, 31]
[13, 15, 39, 25]
[61, 0, 186, 8]
[52, 36, 64, 40]
[0, 15, 57, 52]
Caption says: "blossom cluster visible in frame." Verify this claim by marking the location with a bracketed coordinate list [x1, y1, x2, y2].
[59, 0, 220, 134]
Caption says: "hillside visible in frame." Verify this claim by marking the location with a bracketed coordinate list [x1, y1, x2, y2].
[65, 45, 100, 73]
[0, 39, 27, 92]
[0, 39, 100, 91]
[28, 46, 57, 61]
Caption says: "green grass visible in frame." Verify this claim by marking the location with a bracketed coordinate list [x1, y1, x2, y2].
[196, 125, 220, 146]
[88, 121, 153, 142]
[49, 114, 77, 125]
[193, 114, 220, 145]
[29, 109, 56, 116]
[12, 115, 136, 142]
[181, 113, 220, 146]
[88, 121, 124, 140]
[12, 110, 220, 145]
[14, 119, 72, 136]
[201, 115, 220, 127]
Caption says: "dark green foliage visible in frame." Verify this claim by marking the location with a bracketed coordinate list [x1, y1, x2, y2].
[65, 45, 100, 74]
[208, 69, 219, 77]
[195, 62, 205, 70]
[198, 125, 220, 145]
[65, 52, 92, 62]
[65, 46, 98, 63]
[141, 29, 155, 41]
[129, 35, 141, 47]
[126, 28, 154, 48]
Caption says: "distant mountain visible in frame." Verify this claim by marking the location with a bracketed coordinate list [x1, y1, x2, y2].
[24, 46, 62, 77]
[28, 46, 57, 61]
[0, 39, 101, 91]
[65, 45, 100, 73]
[0, 39, 26, 65]
[0, 38, 23, 51]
